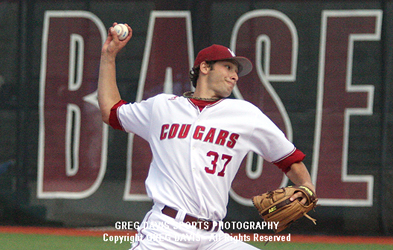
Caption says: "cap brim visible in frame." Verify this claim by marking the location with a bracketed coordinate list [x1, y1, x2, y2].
[233, 57, 253, 77]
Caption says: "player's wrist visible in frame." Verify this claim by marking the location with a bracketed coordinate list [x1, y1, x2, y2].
[100, 53, 117, 64]
[297, 183, 316, 196]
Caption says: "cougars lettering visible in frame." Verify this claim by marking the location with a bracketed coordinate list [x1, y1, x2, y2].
[160, 124, 239, 148]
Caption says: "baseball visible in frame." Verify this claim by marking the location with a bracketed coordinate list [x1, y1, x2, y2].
[114, 24, 129, 41]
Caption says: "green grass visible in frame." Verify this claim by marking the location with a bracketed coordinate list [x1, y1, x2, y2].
[0, 233, 392, 250]
[0, 233, 127, 250]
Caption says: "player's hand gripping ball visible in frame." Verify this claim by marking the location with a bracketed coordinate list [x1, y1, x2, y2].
[252, 185, 318, 233]
[114, 24, 129, 41]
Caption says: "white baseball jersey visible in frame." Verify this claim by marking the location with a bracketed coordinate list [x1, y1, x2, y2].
[114, 93, 296, 221]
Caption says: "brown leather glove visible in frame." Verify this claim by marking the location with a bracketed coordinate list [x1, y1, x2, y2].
[252, 185, 318, 233]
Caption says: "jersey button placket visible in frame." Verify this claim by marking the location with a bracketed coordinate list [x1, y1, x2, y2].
[191, 145, 196, 172]
[190, 118, 207, 215]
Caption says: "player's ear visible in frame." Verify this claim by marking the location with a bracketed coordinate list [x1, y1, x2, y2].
[199, 61, 210, 75]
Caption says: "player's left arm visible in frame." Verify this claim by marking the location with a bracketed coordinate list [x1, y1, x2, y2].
[285, 161, 316, 205]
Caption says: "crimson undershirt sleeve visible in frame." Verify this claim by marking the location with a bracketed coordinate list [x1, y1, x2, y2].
[273, 148, 306, 173]
[109, 99, 128, 130]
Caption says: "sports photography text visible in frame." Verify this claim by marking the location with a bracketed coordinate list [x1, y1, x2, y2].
[113, 220, 279, 231]
[101, 220, 292, 244]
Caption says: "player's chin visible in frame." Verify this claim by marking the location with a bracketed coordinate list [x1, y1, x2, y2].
[226, 86, 236, 97]
[217, 86, 234, 98]
[221, 92, 232, 98]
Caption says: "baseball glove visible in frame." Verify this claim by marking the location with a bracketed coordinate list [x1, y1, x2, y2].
[252, 185, 317, 233]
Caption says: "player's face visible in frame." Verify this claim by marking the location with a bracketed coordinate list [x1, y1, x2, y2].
[206, 60, 239, 98]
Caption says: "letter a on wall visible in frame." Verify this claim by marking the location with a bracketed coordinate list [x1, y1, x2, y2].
[123, 11, 194, 201]
[229, 10, 298, 206]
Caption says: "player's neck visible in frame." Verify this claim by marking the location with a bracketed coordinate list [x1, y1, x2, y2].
[183, 91, 222, 102]
[188, 97, 220, 111]
[183, 91, 221, 111]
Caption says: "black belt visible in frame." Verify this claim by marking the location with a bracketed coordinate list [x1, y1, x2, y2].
[161, 205, 219, 232]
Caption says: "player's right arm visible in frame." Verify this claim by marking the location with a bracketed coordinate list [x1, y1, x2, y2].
[98, 23, 132, 124]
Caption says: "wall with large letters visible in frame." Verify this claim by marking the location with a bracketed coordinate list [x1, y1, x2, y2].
[0, 0, 392, 236]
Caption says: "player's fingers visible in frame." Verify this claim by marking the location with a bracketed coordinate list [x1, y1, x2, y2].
[109, 27, 119, 41]
[102, 27, 121, 54]
[122, 23, 133, 41]
[291, 192, 308, 205]
[290, 191, 304, 202]
[289, 192, 298, 201]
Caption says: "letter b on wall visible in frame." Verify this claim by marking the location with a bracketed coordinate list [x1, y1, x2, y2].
[37, 11, 107, 198]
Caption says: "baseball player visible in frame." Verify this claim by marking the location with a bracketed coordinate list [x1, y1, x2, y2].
[98, 23, 316, 249]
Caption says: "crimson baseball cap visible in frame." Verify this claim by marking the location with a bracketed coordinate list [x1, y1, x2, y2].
[193, 44, 253, 77]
